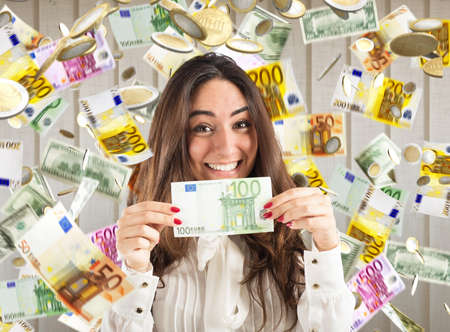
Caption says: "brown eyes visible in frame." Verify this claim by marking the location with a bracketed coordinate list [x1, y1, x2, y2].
[191, 120, 252, 134]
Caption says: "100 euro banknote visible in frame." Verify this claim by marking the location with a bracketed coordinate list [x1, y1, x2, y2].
[16, 202, 134, 325]
[0, 140, 23, 189]
[171, 177, 273, 237]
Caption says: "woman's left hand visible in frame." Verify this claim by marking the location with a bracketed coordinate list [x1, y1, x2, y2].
[262, 187, 339, 251]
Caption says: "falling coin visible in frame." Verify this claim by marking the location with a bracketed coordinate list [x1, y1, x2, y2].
[368, 162, 381, 178]
[423, 56, 444, 78]
[317, 53, 342, 81]
[422, 149, 436, 164]
[272, 0, 293, 13]
[278, 0, 306, 19]
[353, 292, 362, 309]
[134, 114, 146, 124]
[12, 257, 26, 268]
[409, 18, 443, 32]
[403, 82, 416, 94]
[439, 176, 450, 185]
[21, 166, 33, 186]
[372, 72, 385, 89]
[292, 172, 308, 187]
[59, 129, 75, 139]
[121, 66, 136, 81]
[406, 236, 425, 264]
[318, 186, 338, 196]
[58, 22, 70, 37]
[71, 82, 82, 90]
[227, 0, 256, 13]
[76, 112, 89, 128]
[403, 143, 422, 164]
[57, 187, 77, 196]
[38, 36, 53, 47]
[390, 32, 439, 57]
[255, 19, 273, 36]
[444, 302, 450, 315]
[355, 37, 374, 52]
[82, 149, 89, 171]
[324, 136, 341, 154]
[113, 50, 124, 61]
[225, 38, 264, 53]
[0, 11, 12, 28]
[340, 241, 351, 254]
[411, 273, 419, 296]
[114, 177, 122, 190]
[416, 175, 431, 186]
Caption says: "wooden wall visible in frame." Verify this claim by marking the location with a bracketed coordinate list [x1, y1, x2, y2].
[0, 0, 448, 331]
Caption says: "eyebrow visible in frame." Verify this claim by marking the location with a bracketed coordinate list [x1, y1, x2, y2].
[189, 106, 249, 119]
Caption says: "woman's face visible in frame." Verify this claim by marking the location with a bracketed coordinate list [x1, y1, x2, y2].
[188, 78, 258, 181]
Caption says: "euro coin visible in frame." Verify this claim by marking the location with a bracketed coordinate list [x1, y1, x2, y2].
[255, 19, 273, 36]
[403, 82, 416, 94]
[170, 9, 207, 41]
[403, 143, 422, 164]
[134, 114, 146, 124]
[390, 32, 439, 57]
[411, 273, 419, 296]
[7, 116, 24, 129]
[121, 66, 136, 81]
[423, 56, 444, 78]
[279, 0, 306, 19]
[113, 50, 124, 61]
[227, 0, 256, 13]
[76, 112, 89, 128]
[439, 176, 450, 185]
[444, 303, 450, 315]
[151, 32, 193, 53]
[159, 0, 185, 11]
[342, 75, 353, 97]
[21, 166, 33, 186]
[12, 257, 26, 268]
[58, 22, 70, 37]
[324, 136, 341, 154]
[406, 236, 419, 253]
[57, 36, 97, 61]
[387, 146, 401, 165]
[57, 187, 77, 196]
[0, 11, 12, 28]
[409, 18, 443, 32]
[416, 175, 431, 186]
[225, 38, 263, 54]
[115, 0, 131, 3]
[70, 3, 109, 38]
[194, 8, 232, 47]
[355, 37, 374, 52]
[38, 36, 53, 47]
[422, 149, 436, 164]
[273, 0, 293, 13]
[59, 129, 75, 139]
[119, 85, 159, 110]
[340, 240, 351, 254]
[0, 79, 29, 120]
[353, 292, 362, 310]
[389, 105, 402, 119]
[324, 0, 367, 12]
[368, 162, 381, 178]
[292, 172, 308, 187]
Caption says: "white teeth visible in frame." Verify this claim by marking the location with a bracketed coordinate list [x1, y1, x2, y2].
[207, 162, 239, 171]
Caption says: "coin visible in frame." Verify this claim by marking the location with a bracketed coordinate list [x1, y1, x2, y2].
[159, 0, 185, 11]
[444, 302, 450, 315]
[58, 22, 70, 37]
[317, 53, 341, 81]
[406, 236, 419, 253]
[57, 36, 97, 61]
[76, 112, 89, 128]
[423, 56, 444, 78]
[368, 162, 381, 178]
[353, 292, 362, 309]
[387, 146, 401, 165]
[82, 149, 89, 171]
[59, 129, 75, 139]
[340, 241, 351, 254]
[121, 66, 136, 81]
[416, 175, 431, 186]
[403, 143, 422, 164]
[439, 176, 450, 185]
[57, 187, 77, 196]
[403, 82, 416, 94]
[292, 172, 308, 187]
[170, 9, 207, 41]
[115, 0, 131, 3]
[151, 32, 193, 53]
[324, 0, 367, 12]
[409, 18, 443, 32]
[227, 0, 256, 13]
[0, 78, 29, 119]
[0, 11, 12, 28]
[324, 136, 341, 154]
[273, 0, 293, 13]
[255, 19, 273, 36]
[119, 85, 159, 110]
[21, 166, 33, 186]
[38, 36, 53, 47]
[355, 37, 374, 52]
[70, 3, 109, 38]
[372, 72, 384, 89]
[390, 32, 439, 57]
[422, 149, 436, 164]
[7, 116, 24, 129]
[342, 75, 353, 97]
[411, 273, 419, 296]
[279, 0, 306, 19]
[113, 50, 124, 61]
[12, 257, 26, 268]
[388, 105, 401, 119]
[194, 8, 233, 47]
[225, 38, 263, 53]
[98, 24, 108, 38]
[134, 114, 146, 124]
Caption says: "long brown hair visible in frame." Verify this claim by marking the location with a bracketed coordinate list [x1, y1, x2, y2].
[128, 53, 306, 331]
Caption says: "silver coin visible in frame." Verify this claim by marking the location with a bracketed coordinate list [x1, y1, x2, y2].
[255, 19, 273, 36]
[411, 273, 419, 296]
[389, 105, 402, 119]
[416, 175, 431, 186]
[324, 136, 341, 154]
[422, 149, 436, 164]
[272, 0, 293, 12]
[403, 82, 416, 94]
[439, 176, 450, 185]
[292, 172, 308, 187]
[21, 166, 33, 185]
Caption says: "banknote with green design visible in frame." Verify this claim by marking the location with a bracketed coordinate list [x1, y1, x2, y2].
[339, 233, 365, 282]
[40, 140, 131, 200]
[381, 303, 424, 332]
[171, 177, 273, 237]
[380, 185, 409, 236]
[1, 184, 55, 217]
[385, 241, 450, 286]
[237, 5, 291, 61]
[0, 276, 67, 323]
[300, 0, 379, 44]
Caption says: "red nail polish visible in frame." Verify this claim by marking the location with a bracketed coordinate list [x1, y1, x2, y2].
[277, 215, 284, 222]
[174, 218, 182, 225]
[263, 211, 272, 219]
[286, 222, 292, 228]
[170, 206, 180, 213]
[264, 202, 273, 209]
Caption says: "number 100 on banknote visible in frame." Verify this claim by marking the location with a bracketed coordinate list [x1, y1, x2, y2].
[171, 177, 273, 237]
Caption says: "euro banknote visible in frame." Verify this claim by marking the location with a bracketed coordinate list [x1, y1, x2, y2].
[88, 224, 121, 268]
[0, 313, 34, 332]
[171, 177, 273, 237]
[339, 232, 365, 282]
[41, 140, 132, 200]
[351, 5, 416, 73]
[413, 186, 449, 219]
[381, 303, 424, 332]
[347, 254, 405, 332]
[283, 157, 328, 189]
[300, 0, 379, 44]
[0, 276, 67, 323]
[0, 140, 23, 189]
[418, 19, 449, 68]
[380, 185, 409, 236]
[419, 142, 450, 187]
[237, 5, 291, 61]
[385, 241, 450, 286]
[16, 202, 134, 325]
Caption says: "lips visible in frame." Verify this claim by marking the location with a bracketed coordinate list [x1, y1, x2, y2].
[205, 160, 241, 171]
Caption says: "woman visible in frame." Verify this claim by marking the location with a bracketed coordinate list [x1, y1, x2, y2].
[103, 53, 354, 331]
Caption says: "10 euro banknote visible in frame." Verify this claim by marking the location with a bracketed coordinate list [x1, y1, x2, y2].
[171, 177, 273, 237]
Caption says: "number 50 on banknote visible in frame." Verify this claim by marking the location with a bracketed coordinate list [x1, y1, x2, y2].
[171, 177, 273, 237]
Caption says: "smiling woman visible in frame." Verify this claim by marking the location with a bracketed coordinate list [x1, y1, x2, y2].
[104, 53, 354, 332]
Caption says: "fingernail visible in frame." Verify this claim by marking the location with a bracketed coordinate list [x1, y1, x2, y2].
[174, 218, 182, 225]
[263, 211, 272, 219]
[170, 206, 180, 213]
[277, 215, 284, 222]
[264, 202, 273, 209]
[286, 222, 292, 228]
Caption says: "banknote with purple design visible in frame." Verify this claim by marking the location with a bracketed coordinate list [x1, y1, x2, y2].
[88, 224, 122, 268]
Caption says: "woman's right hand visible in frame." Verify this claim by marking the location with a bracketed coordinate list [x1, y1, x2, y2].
[116, 201, 182, 273]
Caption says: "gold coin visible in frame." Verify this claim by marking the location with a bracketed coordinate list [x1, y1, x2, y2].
[292, 172, 308, 187]
[121, 66, 136, 81]
[0, 11, 12, 28]
[406, 236, 419, 253]
[411, 273, 419, 296]
[160, 0, 185, 11]
[416, 175, 431, 186]
[225, 38, 263, 54]
[57, 187, 77, 196]
[21, 166, 33, 186]
[340, 241, 351, 254]
[403, 144, 422, 164]
[70, 3, 109, 39]
[38, 36, 53, 47]
[120, 85, 159, 109]
[439, 176, 450, 185]
[422, 149, 436, 164]
[255, 19, 273, 36]
[409, 18, 443, 32]
[7, 116, 24, 129]
[355, 37, 374, 52]
[389, 105, 402, 119]
[134, 114, 146, 124]
[227, 0, 256, 13]
[58, 22, 70, 37]
[324, 136, 341, 154]
[106, 6, 120, 17]
[150, 0, 160, 4]
[12, 257, 26, 268]
[367, 162, 381, 178]
[403, 81, 416, 94]
[59, 129, 75, 139]
[390, 32, 439, 57]
[194, 8, 233, 47]
[98, 24, 108, 38]
[170, 9, 207, 41]
[444, 302, 450, 315]
[57, 36, 97, 62]
[113, 50, 124, 61]
[324, 0, 367, 11]
[353, 292, 362, 309]
[115, 0, 131, 3]
[279, 0, 306, 19]
[423, 56, 444, 78]
[151, 32, 193, 53]
[273, 0, 293, 13]
[0, 79, 29, 119]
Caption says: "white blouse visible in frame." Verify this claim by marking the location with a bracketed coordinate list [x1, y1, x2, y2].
[102, 235, 355, 332]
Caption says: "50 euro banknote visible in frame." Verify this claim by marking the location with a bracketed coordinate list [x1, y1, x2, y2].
[171, 177, 273, 237]
[331, 65, 422, 129]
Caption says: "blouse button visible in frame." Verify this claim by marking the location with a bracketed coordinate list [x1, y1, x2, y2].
[312, 283, 320, 289]
[312, 258, 318, 264]
[136, 307, 143, 314]
[142, 282, 148, 288]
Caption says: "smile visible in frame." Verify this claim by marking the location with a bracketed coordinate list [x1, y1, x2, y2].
[206, 161, 242, 171]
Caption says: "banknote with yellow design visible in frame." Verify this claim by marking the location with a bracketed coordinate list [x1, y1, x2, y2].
[284, 157, 328, 189]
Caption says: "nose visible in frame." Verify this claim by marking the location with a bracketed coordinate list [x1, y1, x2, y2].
[213, 127, 238, 158]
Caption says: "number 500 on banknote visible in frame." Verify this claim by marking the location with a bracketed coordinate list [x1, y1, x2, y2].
[171, 177, 273, 237]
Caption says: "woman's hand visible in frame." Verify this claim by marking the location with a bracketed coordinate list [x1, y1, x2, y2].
[116, 201, 182, 272]
[262, 187, 339, 251]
